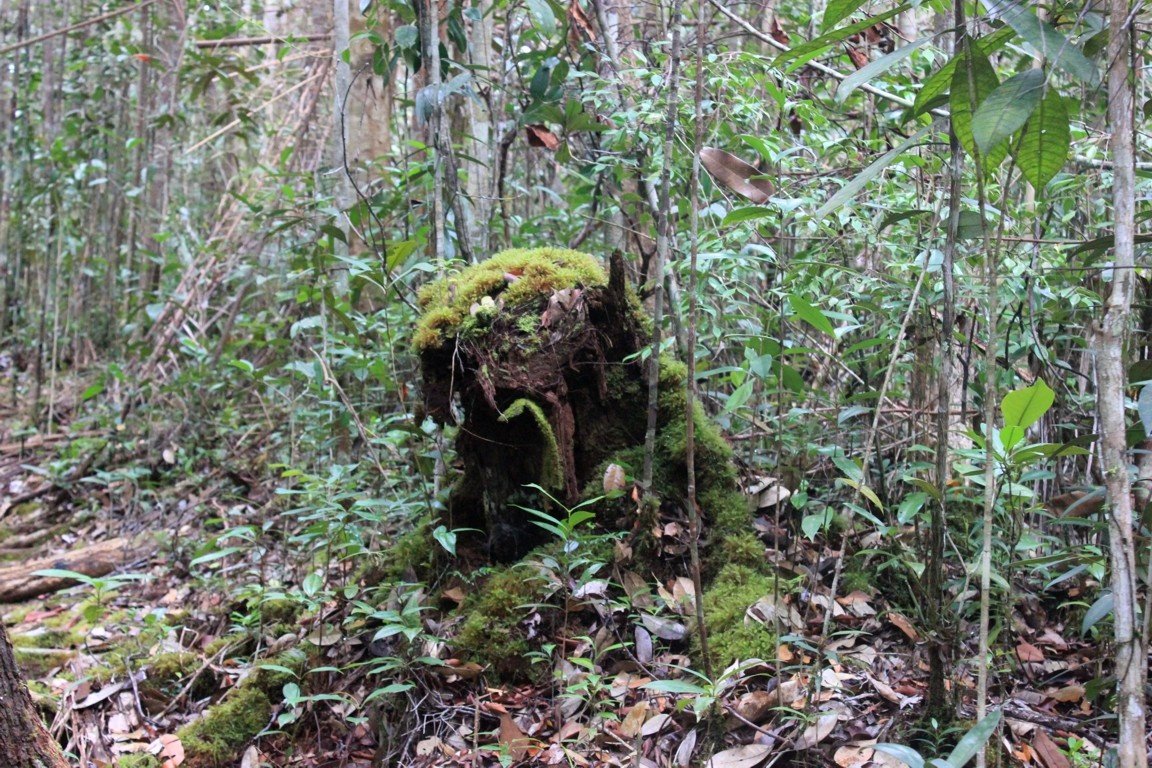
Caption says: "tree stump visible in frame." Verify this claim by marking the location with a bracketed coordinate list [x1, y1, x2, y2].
[416, 248, 650, 559]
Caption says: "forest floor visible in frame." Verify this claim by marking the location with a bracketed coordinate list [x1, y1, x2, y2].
[0, 388, 1125, 768]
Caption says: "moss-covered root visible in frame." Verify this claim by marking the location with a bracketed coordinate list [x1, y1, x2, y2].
[177, 687, 271, 767]
[696, 564, 778, 668]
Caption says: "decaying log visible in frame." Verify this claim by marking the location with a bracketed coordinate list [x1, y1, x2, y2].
[0, 538, 141, 603]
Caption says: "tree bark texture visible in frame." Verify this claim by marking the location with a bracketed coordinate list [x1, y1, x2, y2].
[1097, 0, 1147, 764]
[0, 622, 69, 768]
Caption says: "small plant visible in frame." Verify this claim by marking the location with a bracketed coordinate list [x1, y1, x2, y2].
[31, 568, 149, 623]
[876, 710, 1002, 768]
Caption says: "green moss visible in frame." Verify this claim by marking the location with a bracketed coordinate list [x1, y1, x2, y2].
[698, 565, 778, 667]
[454, 565, 545, 681]
[116, 754, 161, 768]
[248, 647, 308, 696]
[414, 248, 608, 351]
[144, 652, 216, 701]
[177, 686, 272, 768]
[499, 398, 562, 490]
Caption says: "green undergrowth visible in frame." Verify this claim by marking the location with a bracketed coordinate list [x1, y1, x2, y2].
[177, 686, 272, 767]
[414, 247, 608, 350]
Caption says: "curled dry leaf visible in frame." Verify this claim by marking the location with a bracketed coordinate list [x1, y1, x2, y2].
[603, 463, 627, 493]
[568, 0, 595, 40]
[700, 147, 774, 204]
[526, 125, 561, 150]
[834, 741, 877, 768]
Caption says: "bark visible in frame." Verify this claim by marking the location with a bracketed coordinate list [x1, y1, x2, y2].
[0, 537, 138, 603]
[1096, 0, 1147, 765]
[0, 622, 68, 768]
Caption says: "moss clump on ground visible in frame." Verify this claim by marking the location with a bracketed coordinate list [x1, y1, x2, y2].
[247, 647, 309, 696]
[116, 754, 160, 768]
[177, 686, 271, 768]
[697, 564, 778, 667]
[144, 651, 216, 701]
[453, 565, 545, 681]
[414, 248, 607, 350]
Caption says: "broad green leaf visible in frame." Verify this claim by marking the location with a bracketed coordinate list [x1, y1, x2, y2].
[725, 380, 754, 412]
[31, 568, 95, 584]
[526, 0, 556, 34]
[1082, 592, 1113, 634]
[950, 50, 1007, 169]
[642, 679, 710, 695]
[394, 25, 418, 49]
[875, 744, 926, 768]
[432, 524, 457, 555]
[945, 710, 1002, 768]
[788, 293, 836, 335]
[802, 511, 831, 540]
[985, 0, 1099, 86]
[775, 6, 909, 71]
[1139, 382, 1152, 436]
[1001, 379, 1055, 430]
[722, 205, 774, 225]
[972, 69, 1044, 154]
[813, 123, 934, 220]
[1012, 90, 1070, 190]
[837, 37, 932, 102]
[821, 0, 869, 31]
[907, 28, 1015, 120]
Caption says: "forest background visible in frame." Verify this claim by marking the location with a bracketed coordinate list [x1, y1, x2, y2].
[0, 0, 1149, 766]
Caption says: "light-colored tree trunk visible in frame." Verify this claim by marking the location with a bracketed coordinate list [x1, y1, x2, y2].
[1096, 1, 1147, 766]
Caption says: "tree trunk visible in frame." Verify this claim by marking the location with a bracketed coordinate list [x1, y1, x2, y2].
[1097, 0, 1147, 765]
[0, 622, 69, 768]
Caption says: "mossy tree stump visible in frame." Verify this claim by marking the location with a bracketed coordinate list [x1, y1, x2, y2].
[416, 248, 649, 560]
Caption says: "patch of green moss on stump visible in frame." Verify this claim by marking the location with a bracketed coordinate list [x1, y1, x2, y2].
[453, 565, 545, 681]
[698, 565, 778, 667]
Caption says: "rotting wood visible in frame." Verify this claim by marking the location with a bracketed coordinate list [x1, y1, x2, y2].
[0, 537, 142, 603]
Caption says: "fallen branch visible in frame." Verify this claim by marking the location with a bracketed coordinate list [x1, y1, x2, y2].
[0, 538, 143, 603]
[0, 0, 162, 56]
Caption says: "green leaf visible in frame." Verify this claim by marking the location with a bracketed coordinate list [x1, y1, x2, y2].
[725, 380, 754, 412]
[31, 568, 96, 585]
[394, 25, 418, 49]
[526, 0, 556, 35]
[1012, 89, 1070, 191]
[189, 546, 246, 568]
[302, 572, 324, 598]
[1068, 232, 1152, 256]
[721, 205, 774, 226]
[1001, 379, 1055, 430]
[1139, 383, 1152, 437]
[907, 28, 1015, 120]
[945, 710, 1002, 768]
[775, 6, 909, 71]
[1082, 592, 1113, 634]
[875, 744, 926, 768]
[813, 124, 934, 220]
[821, 0, 868, 31]
[950, 50, 1007, 169]
[802, 512, 831, 540]
[788, 294, 836, 335]
[837, 37, 932, 102]
[985, 0, 1099, 86]
[642, 679, 710, 695]
[972, 69, 1044, 154]
[432, 524, 457, 556]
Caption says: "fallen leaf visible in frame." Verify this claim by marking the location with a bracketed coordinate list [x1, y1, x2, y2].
[1048, 684, 1085, 703]
[732, 690, 776, 724]
[441, 587, 465, 604]
[675, 728, 698, 766]
[641, 613, 688, 641]
[1032, 729, 1072, 768]
[641, 712, 672, 737]
[887, 612, 919, 640]
[793, 712, 838, 749]
[834, 741, 876, 768]
[620, 701, 650, 738]
[1016, 642, 1044, 662]
[497, 712, 532, 762]
[603, 464, 627, 493]
[568, 0, 595, 40]
[707, 744, 772, 768]
[869, 675, 903, 705]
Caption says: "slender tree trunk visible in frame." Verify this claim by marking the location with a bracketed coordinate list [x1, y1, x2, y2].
[1096, 1, 1147, 766]
[0, 623, 69, 768]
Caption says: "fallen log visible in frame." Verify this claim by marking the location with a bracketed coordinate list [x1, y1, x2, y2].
[0, 538, 142, 603]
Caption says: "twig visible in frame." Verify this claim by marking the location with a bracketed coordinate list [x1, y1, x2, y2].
[0, 0, 162, 56]
[194, 33, 330, 49]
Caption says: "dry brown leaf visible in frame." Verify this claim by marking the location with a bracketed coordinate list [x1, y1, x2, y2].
[1048, 684, 1085, 703]
[1016, 642, 1045, 662]
[834, 741, 876, 768]
[887, 612, 919, 640]
[794, 712, 838, 750]
[603, 463, 626, 493]
[641, 712, 672, 737]
[675, 728, 698, 767]
[441, 587, 465, 604]
[1032, 730, 1072, 768]
[620, 701, 650, 738]
[526, 125, 560, 150]
[707, 744, 772, 768]
[768, 16, 790, 45]
[732, 690, 776, 724]
[152, 735, 184, 768]
[869, 675, 903, 705]
[498, 712, 532, 762]
[568, 0, 595, 40]
[700, 147, 773, 204]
